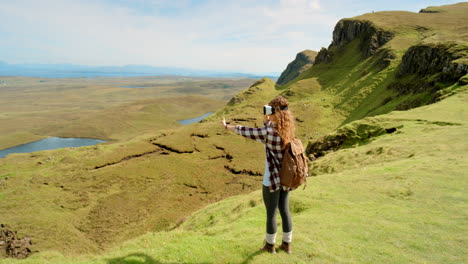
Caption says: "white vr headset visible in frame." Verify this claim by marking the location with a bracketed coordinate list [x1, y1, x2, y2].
[263, 105, 288, 115]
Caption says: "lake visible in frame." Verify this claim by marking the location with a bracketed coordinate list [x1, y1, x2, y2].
[178, 113, 214, 125]
[0, 137, 106, 159]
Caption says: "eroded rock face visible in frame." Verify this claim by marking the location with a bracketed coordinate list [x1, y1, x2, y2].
[315, 19, 394, 64]
[276, 50, 317, 85]
[332, 19, 394, 56]
[397, 43, 468, 82]
[0, 224, 33, 259]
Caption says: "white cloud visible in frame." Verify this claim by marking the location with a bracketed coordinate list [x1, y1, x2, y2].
[3, 0, 459, 74]
[0, 0, 340, 73]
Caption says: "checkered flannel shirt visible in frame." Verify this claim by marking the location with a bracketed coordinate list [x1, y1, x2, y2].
[235, 121, 287, 192]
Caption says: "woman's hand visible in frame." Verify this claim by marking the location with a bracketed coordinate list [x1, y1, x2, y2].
[222, 117, 227, 128]
[222, 117, 234, 131]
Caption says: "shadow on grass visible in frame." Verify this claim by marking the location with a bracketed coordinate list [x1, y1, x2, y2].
[240, 249, 263, 264]
[106, 252, 210, 264]
[107, 250, 265, 264]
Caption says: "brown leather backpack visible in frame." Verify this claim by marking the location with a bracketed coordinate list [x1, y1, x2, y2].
[279, 138, 309, 189]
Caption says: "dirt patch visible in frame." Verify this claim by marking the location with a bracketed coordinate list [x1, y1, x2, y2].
[0, 224, 33, 259]
[152, 143, 194, 154]
[93, 148, 163, 169]
[191, 133, 209, 138]
[224, 165, 262, 176]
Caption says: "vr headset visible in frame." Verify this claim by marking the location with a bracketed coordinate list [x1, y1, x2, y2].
[263, 105, 288, 115]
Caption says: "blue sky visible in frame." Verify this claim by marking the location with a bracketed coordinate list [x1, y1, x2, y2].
[0, 0, 462, 74]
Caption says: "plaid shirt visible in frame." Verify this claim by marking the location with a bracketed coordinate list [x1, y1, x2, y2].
[235, 122, 285, 192]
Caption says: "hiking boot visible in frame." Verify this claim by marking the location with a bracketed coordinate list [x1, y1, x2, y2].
[279, 241, 292, 254]
[260, 241, 276, 254]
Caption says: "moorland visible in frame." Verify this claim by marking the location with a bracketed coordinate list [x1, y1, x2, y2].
[0, 76, 255, 150]
[0, 2, 467, 264]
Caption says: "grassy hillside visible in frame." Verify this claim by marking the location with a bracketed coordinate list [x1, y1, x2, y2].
[3, 75, 466, 264]
[283, 2, 468, 126]
[1, 2, 467, 263]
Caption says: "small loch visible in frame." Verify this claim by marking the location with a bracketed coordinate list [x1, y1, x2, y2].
[178, 113, 214, 125]
[0, 137, 106, 158]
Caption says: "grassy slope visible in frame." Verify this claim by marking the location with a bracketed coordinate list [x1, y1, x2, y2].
[0, 77, 257, 254]
[0, 78, 288, 255]
[5, 76, 466, 264]
[0, 77, 323, 255]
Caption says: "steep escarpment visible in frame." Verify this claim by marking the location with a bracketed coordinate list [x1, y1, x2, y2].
[332, 19, 394, 57]
[315, 19, 394, 64]
[283, 3, 467, 125]
[276, 50, 317, 85]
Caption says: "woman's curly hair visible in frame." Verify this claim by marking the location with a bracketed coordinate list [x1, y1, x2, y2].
[269, 96, 295, 148]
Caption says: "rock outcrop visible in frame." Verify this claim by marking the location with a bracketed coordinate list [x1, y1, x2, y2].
[314, 47, 333, 65]
[419, 7, 443, 13]
[306, 120, 399, 161]
[397, 43, 468, 83]
[0, 224, 33, 259]
[276, 50, 317, 85]
[315, 19, 394, 64]
[385, 43, 468, 109]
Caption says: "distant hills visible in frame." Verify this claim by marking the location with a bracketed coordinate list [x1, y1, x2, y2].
[0, 62, 279, 79]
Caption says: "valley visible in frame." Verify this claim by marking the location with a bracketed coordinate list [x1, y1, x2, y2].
[0, 76, 255, 150]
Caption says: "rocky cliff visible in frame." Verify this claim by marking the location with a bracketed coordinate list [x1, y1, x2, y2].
[315, 19, 394, 64]
[276, 50, 317, 85]
[386, 43, 468, 108]
[397, 43, 468, 82]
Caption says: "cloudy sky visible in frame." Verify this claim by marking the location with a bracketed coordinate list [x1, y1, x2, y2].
[0, 0, 462, 74]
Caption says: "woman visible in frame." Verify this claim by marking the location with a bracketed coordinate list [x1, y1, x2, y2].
[222, 96, 295, 254]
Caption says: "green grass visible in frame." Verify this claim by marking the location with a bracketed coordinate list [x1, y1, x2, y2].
[3, 89, 466, 264]
[0, 68, 468, 264]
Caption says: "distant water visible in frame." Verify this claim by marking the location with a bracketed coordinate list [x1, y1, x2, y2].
[119, 86, 152, 88]
[0, 137, 106, 158]
[178, 113, 214, 125]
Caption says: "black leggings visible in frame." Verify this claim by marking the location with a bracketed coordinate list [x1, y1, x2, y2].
[262, 185, 292, 234]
